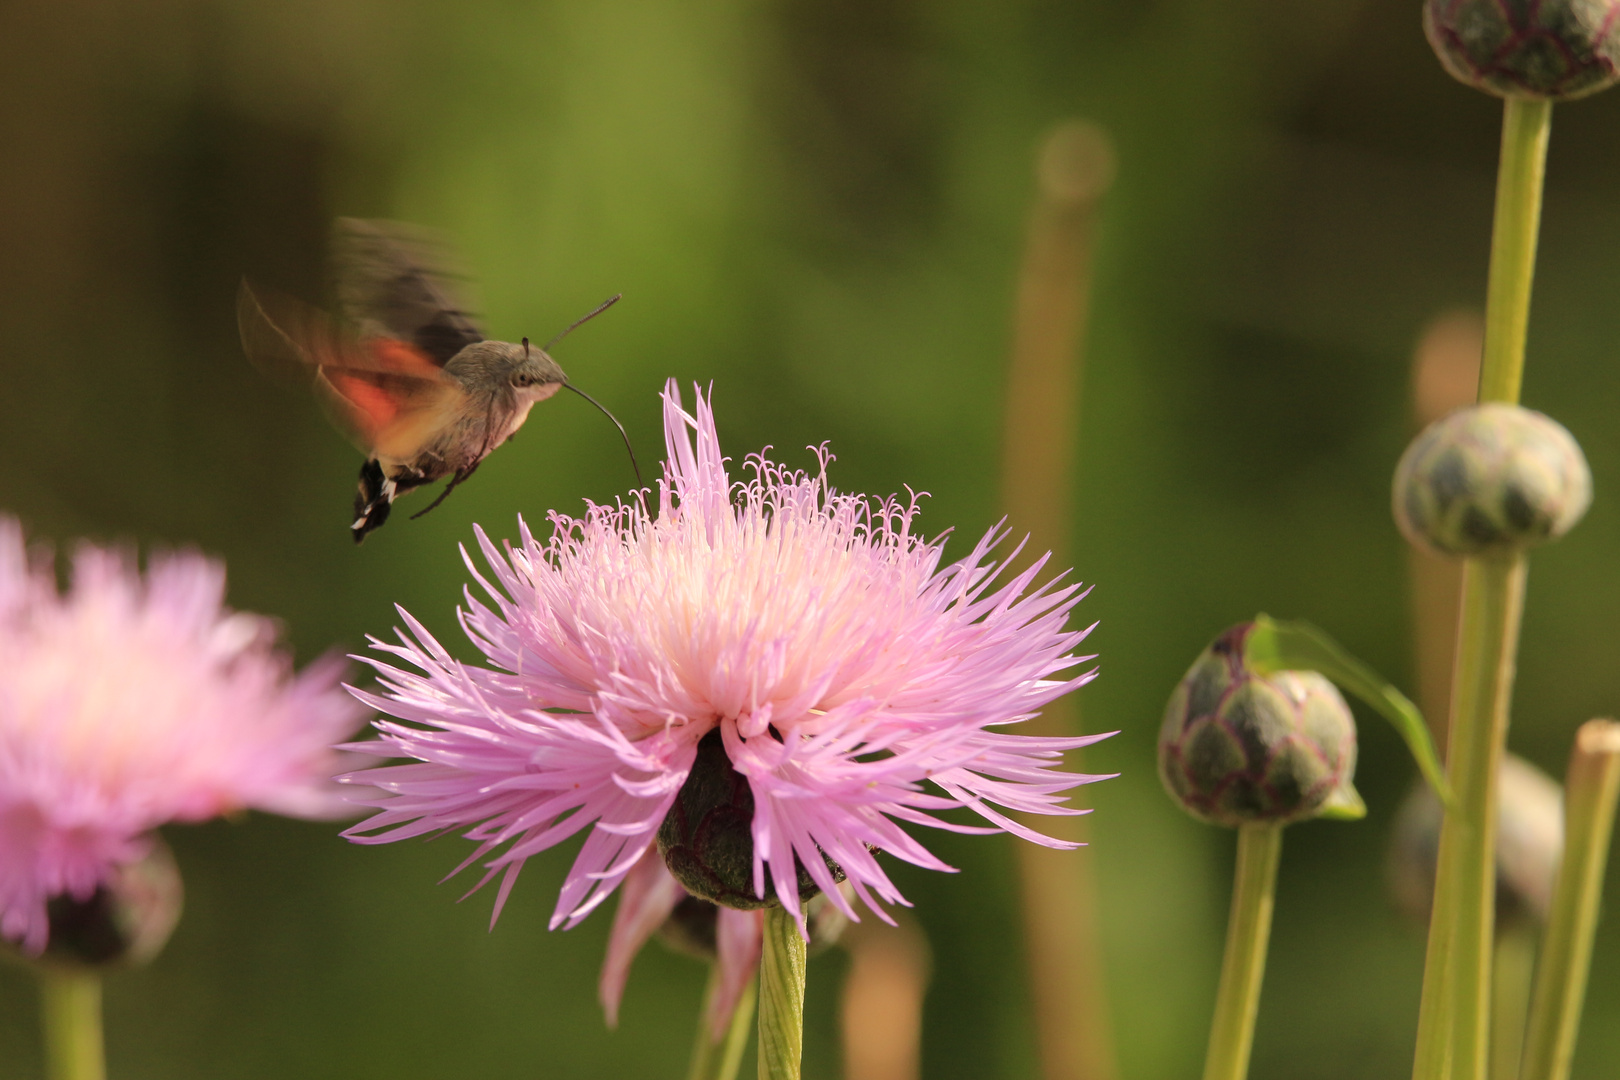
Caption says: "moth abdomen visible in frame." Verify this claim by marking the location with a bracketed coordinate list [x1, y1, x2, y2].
[352, 460, 394, 543]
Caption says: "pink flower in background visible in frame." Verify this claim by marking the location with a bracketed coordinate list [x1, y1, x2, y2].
[344, 380, 1109, 949]
[0, 520, 366, 953]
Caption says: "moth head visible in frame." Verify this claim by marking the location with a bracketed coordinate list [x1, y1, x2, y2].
[508, 337, 564, 389]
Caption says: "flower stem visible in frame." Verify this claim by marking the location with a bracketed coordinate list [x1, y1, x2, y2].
[757, 906, 807, 1080]
[1518, 720, 1620, 1080]
[1409, 94, 1552, 1080]
[1413, 557, 1530, 1080]
[1201, 823, 1283, 1080]
[1002, 118, 1118, 1080]
[1479, 98, 1551, 406]
[688, 964, 757, 1080]
[1489, 924, 1536, 1080]
[40, 968, 106, 1080]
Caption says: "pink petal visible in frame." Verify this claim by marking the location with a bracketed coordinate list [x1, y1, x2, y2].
[598, 849, 684, 1027]
[710, 907, 764, 1041]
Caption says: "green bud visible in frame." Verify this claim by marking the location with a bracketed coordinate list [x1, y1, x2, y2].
[657, 729, 843, 909]
[656, 891, 850, 959]
[656, 895, 726, 958]
[1388, 754, 1563, 928]
[8, 838, 184, 970]
[1159, 623, 1360, 827]
[1424, 0, 1620, 100]
[1393, 403, 1591, 559]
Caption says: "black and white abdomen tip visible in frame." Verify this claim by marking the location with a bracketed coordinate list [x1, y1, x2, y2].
[352, 459, 397, 543]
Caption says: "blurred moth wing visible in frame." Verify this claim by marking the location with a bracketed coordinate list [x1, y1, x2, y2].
[236, 281, 465, 462]
[332, 217, 485, 363]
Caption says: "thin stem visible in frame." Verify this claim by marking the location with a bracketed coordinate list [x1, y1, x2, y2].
[1479, 98, 1551, 405]
[1200, 823, 1283, 1080]
[717, 979, 758, 1080]
[1412, 890, 1458, 1080]
[687, 964, 757, 1080]
[757, 906, 807, 1080]
[40, 967, 106, 1080]
[1407, 311, 1484, 762]
[1413, 558, 1529, 1080]
[839, 918, 931, 1080]
[1518, 720, 1620, 1080]
[1003, 118, 1118, 1080]
[1490, 925, 1536, 1080]
[1411, 93, 1552, 1080]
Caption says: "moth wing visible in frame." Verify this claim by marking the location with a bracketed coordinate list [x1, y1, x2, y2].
[237, 279, 459, 455]
[312, 364, 465, 462]
[236, 279, 330, 389]
[332, 218, 485, 366]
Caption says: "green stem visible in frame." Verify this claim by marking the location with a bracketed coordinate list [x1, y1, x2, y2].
[1518, 720, 1620, 1080]
[40, 968, 106, 1080]
[1479, 98, 1551, 405]
[757, 906, 807, 1080]
[1410, 93, 1552, 1080]
[687, 963, 757, 1080]
[1413, 558, 1529, 1080]
[1412, 892, 1458, 1080]
[1490, 924, 1536, 1080]
[1201, 823, 1283, 1080]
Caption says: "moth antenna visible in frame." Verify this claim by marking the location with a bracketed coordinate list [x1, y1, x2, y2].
[563, 383, 641, 486]
[543, 294, 622, 353]
[522, 336, 530, 358]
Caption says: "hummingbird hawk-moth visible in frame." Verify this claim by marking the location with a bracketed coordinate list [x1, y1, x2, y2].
[237, 218, 637, 542]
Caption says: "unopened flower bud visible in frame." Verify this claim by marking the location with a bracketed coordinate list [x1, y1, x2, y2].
[657, 729, 843, 909]
[24, 838, 183, 969]
[1159, 623, 1360, 827]
[1394, 403, 1590, 558]
[656, 895, 726, 958]
[1424, 0, 1620, 100]
[656, 891, 850, 959]
[1388, 754, 1563, 927]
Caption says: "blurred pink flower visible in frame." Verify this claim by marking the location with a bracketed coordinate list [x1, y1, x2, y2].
[344, 381, 1109, 938]
[0, 521, 366, 953]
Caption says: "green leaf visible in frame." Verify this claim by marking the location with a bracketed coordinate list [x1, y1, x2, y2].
[1245, 614, 1453, 806]
[1315, 782, 1367, 821]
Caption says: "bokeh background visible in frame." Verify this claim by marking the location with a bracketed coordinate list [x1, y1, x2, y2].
[3, 1, 1619, 1077]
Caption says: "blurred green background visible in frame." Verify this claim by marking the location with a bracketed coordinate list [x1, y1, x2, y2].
[2, 0, 1619, 1077]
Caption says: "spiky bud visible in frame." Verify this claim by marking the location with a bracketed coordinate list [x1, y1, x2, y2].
[1393, 403, 1591, 558]
[657, 730, 843, 909]
[1424, 0, 1620, 100]
[21, 839, 184, 969]
[1159, 623, 1360, 827]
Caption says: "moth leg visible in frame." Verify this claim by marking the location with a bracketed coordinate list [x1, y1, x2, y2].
[409, 461, 480, 520]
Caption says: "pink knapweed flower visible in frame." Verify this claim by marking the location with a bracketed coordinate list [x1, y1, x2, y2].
[344, 381, 1109, 952]
[0, 520, 366, 954]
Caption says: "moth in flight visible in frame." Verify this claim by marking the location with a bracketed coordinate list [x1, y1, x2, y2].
[238, 218, 637, 541]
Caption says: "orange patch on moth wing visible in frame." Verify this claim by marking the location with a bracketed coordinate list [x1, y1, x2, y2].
[327, 370, 402, 434]
[367, 337, 443, 377]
